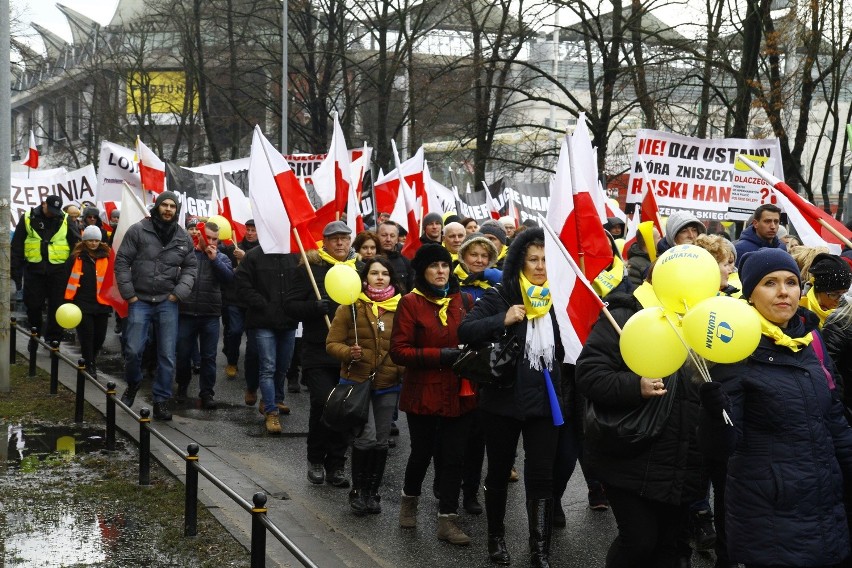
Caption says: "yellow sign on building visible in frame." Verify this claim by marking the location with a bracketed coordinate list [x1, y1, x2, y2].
[126, 71, 197, 115]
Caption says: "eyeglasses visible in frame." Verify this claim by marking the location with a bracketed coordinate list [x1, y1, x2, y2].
[824, 291, 845, 300]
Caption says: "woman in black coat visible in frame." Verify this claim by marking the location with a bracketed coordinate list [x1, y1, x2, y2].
[458, 227, 564, 568]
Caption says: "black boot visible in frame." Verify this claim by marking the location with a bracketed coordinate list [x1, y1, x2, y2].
[527, 498, 553, 568]
[348, 448, 369, 516]
[153, 400, 172, 421]
[365, 447, 388, 514]
[484, 487, 510, 565]
[120, 382, 141, 406]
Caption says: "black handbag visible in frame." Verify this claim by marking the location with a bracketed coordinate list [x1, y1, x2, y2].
[584, 373, 679, 458]
[321, 376, 373, 434]
[453, 333, 521, 389]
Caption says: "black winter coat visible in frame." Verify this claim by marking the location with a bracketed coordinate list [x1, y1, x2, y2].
[179, 249, 233, 317]
[383, 249, 414, 293]
[822, 305, 852, 409]
[699, 316, 852, 567]
[575, 292, 704, 506]
[220, 238, 260, 307]
[234, 246, 299, 331]
[12, 208, 80, 281]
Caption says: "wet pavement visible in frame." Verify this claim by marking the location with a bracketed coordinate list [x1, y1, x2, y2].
[17, 319, 719, 568]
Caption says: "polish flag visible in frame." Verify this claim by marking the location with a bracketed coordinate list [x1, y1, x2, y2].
[374, 147, 426, 223]
[547, 132, 613, 281]
[249, 126, 317, 253]
[773, 189, 841, 255]
[220, 172, 252, 243]
[136, 137, 166, 194]
[604, 186, 628, 223]
[620, 210, 642, 260]
[100, 183, 149, 318]
[424, 160, 456, 214]
[481, 181, 502, 220]
[389, 140, 422, 259]
[571, 114, 608, 224]
[541, 216, 606, 364]
[22, 130, 38, 169]
[312, 113, 352, 221]
[635, 156, 664, 235]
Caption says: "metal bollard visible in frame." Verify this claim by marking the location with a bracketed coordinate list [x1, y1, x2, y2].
[49, 341, 60, 395]
[10, 317, 16, 364]
[105, 382, 116, 451]
[251, 492, 268, 568]
[184, 444, 199, 537]
[28, 327, 38, 378]
[139, 408, 151, 486]
[74, 358, 86, 423]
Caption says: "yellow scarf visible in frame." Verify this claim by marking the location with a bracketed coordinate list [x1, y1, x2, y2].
[454, 264, 491, 290]
[413, 288, 451, 326]
[519, 272, 551, 319]
[497, 245, 507, 264]
[358, 292, 401, 317]
[593, 255, 625, 299]
[318, 248, 357, 268]
[799, 287, 831, 328]
[754, 306, 814, 352]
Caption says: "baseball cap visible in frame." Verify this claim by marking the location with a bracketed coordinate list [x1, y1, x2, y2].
[45, 195, 63, 216]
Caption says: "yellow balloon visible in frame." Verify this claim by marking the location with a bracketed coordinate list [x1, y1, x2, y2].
[207, 215, 232, 241]
[652, 245, 721, 313]
[56, 303, 83, 329]
[614, 238, 626, 257]
[682, 296, 761, 363]
[620, 307, 688, 378]
[325, 264, 362, 305]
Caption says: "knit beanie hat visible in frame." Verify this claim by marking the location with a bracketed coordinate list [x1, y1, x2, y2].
[458, 232, 498, 265]
[411, 243, 453, 276]
[479, 221, 507, 245]
[809, 253, 852, 292]
[739, 248, 801, 300]
[153, 191, 180, 219]
[665, 210, 706, 246]
[423, 212, 443, 227]
[82, 226, 102, 241]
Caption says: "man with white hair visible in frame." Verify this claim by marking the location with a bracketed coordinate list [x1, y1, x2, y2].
[442, 222, 466, 258]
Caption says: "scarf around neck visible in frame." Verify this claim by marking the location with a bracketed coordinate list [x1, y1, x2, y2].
[413, 288, 451, 326]
[318, 248, 357, 268]
[359, 291, 401, 317]
[754, 306, 814, 352]
[454, 264, 491, 290]
[799, 286, 831, 328]
[519, 272, 552, 319]
[593, 255, 625, 299]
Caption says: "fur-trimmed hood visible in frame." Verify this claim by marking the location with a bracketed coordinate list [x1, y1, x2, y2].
[500, 226, 543, 304]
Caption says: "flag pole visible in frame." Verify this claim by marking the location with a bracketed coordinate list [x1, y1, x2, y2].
[738, 155, 852, 250]
[538, 214, 622, 335]
[292, 227, 332, 329]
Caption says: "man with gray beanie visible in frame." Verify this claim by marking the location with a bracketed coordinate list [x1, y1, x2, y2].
[421, 212, 444, 245]
[657, 210, 706, 255]
[479, 220, 508, 269]
[115, 190, 197, 420]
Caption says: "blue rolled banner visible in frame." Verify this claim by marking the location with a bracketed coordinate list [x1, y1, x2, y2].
[543, 368, 564, 426]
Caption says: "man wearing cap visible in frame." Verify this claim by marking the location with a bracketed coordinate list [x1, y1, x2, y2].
[378, 221, 414, 291]
[735, 204, 786, 268]
[233, 221, 299, 434]
[284, 220, 358, 487]
[12, 194, 81, 343]
[421, 212, 444, 245]
[115, 191, 197, 421]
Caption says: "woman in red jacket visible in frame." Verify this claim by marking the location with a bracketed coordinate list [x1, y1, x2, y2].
[390, 244, 476, 545]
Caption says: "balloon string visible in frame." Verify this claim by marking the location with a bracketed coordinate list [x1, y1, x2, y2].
[662, 310, 734, 427]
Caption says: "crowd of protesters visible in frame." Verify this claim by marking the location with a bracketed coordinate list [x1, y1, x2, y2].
[15, 193, 852, 568]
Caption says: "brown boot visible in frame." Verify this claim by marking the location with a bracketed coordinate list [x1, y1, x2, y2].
[265, 412, 282, 434]
[399, 493, 419, 528]
[437, 513, 471, 545]
[245, 390, 257, 406]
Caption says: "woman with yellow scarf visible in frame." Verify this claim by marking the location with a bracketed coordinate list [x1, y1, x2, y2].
[326, 257, 404, 517]
[698, 248, 852, 567]
[458, 227, 564, 568]
[799, 252, 852, 327]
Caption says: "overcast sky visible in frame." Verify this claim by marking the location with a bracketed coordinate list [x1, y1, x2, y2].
[15, 0, 119, 49]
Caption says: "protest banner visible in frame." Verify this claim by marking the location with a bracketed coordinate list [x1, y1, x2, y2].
[165, 163, 219, 227]
[10, 165, 97, 229]
[727, 154, 778, 221]
[455, 178, 550, 224]
[626, 130, 783, 220]
[97, 140, 142, 203]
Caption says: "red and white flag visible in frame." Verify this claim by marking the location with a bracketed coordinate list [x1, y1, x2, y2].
[570, 114, 608, 224]
[312, 113, 352, 223]
[374, 147, 426, 224]
[387, 140, 422, 259]
[620, 209, 642, 260]
[249, 126, 317, 254]
[635, 156, 664, 235]
[100, 183, 149, 318]
[22, 130, 38, 169]
[480, 181, 502, 220]
[541, 216, 606, 364]
[136, 137, 166, 194]
[773, 189, 841, 255]
[547, 133, 613, 281]
[220, 171, 253, 243]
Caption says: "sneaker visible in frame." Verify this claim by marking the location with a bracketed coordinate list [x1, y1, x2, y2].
[244, 390, 257, 406]
[265, 412, 282, 435]
[120, 382, 141, 407]
[508, 466, 519, 483]
[326, 468, 350, 488]
[588, 484, 609, 511]
[692, 510, 716, 552]
[307, 463, 325, 484]
[200, 395, 218, 410]
[437, 513, 470, 546]
[153, 401, 172, 421]
[225, 365, 238, 379]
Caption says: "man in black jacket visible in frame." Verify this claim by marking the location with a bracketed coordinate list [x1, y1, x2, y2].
[11, 195, 80, 343]
[234, 239, 299, 435]
[175, 222, 233, 410]
[377, 221, 413, 292]
[284, 221, 355, 487]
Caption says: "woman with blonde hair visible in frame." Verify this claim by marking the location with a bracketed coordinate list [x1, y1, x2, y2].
[694, 233, 739, 296]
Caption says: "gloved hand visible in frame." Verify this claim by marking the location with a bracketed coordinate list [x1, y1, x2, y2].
[439, 348, 462, 366]
[315, 299, 331, 315]
[699, 382, 726, 416]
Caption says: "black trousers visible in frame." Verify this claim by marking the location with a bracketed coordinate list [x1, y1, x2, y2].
[481, 410, 559, 499]
[403, 411, 473, 514]
[23, 266, 66, 342]
[304, 366, 350, 471]
[433, 408, 486, 499]
[77, 313, 109, 370]
[604, 484, 689, 568]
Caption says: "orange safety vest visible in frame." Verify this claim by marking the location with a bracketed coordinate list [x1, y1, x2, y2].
[65, 256, 110, 305]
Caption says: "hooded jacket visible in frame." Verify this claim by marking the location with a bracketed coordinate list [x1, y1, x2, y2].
[11, 206, 80, 281]
[734, 225, 786, 268]
[81, 207, 109, 242]
[625, 241, 651, 286]
[179, 247, 234, 317]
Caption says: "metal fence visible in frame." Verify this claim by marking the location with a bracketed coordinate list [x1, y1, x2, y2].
[10, 317, 319, 568]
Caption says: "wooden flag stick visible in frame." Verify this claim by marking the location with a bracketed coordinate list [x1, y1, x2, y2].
[293, 227, 332, 329]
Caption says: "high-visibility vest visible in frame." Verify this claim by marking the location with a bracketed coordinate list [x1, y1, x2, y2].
[65, 256, 110, 305]
[24, 211, 70, 264]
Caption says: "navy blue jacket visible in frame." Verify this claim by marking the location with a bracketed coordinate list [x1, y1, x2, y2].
[700, 316, 852, 566]
[734, 225, 786, 268]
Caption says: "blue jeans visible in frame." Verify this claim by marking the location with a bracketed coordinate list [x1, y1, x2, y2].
[222, 305, 245, 366]
[248, 328, 296, 414]
[123, 299, 179, 403]
[176, 315, 220, 397]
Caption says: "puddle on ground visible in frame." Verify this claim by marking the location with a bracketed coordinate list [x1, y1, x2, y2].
[2, 423, 125, 472]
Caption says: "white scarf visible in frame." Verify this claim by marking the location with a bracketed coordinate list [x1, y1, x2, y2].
[525, 311, 555, 371]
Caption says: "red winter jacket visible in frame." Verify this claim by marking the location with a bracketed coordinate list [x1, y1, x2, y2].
[391, 290, 477, 417]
